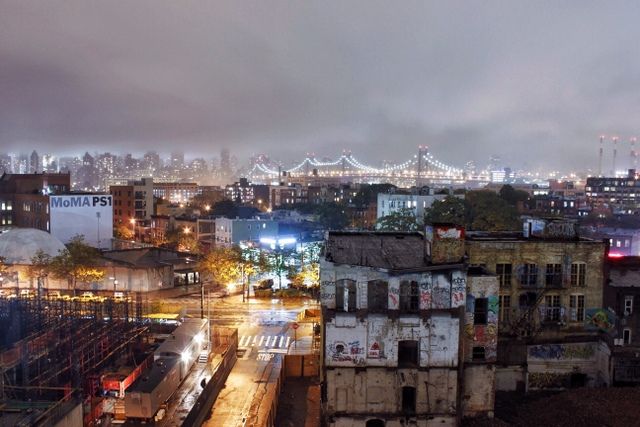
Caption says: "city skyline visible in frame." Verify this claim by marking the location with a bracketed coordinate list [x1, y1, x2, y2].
[3, 2, 640, 171]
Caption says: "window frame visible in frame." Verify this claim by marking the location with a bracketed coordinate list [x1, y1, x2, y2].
[399, 280, 420, 312]
[570, 263, 586, 287]
[569, 294, 585, 322]
[496, 263, 512, 288]
[544, 295, 561, 322]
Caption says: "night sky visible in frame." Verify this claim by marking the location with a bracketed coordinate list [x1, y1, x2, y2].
[2, 1, 640, 171]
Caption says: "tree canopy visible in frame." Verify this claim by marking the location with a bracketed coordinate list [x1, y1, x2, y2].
[423, 191, 521, 231]
[376, 207, 419, 231]
[48, 236, 105, 294]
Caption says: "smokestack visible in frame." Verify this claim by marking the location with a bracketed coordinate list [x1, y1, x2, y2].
[599, 135, 604, 176]
[612, 136, 619, 177]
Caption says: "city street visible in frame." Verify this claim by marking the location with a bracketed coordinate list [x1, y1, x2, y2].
[161, 291, 317, 426]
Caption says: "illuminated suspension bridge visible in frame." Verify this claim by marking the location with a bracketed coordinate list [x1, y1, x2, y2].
[248, 147, 483, 185]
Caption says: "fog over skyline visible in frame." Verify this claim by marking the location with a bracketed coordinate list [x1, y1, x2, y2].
[2, 1, 640, 172]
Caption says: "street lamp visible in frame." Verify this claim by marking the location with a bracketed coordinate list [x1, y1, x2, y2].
[129, 218, 136, 241]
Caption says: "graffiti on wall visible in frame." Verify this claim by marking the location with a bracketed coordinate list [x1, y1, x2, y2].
[464, 287, 498, 362]
[388, 285, 399, 309]
[528, 372, 572, 389]
[432, 274, 451, 309]
[451, 275, 466, 307]
[368, 341, 385, 359]
[419, 281, 432, 309]
[585, 309, 615, 332]
[328, 340, 365, 365]
[528, 343, 595, 360]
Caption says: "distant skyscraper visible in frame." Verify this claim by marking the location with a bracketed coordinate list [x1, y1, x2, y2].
[143, 151, 161, 171]
[220, 148, 232, 183]
[170, 151, 184, 170]
[29, 150, 40, 173]
[0, 154, 12, 174]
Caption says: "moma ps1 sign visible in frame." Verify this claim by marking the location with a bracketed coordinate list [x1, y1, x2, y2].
[49, 195, 114, 248]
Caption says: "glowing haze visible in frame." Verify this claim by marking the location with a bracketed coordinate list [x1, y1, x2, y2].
[2, 1, 640, 171]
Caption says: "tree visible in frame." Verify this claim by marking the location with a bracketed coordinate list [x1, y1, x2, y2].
[0, 255, 7, 277]
[499, 185, 530, 208]
[198, 246, 243, 286]
[114, 223, 134, 240]
[316, 202, 349, 230]
[211, 199, 239, 218]
[424, 196, 465, 226]
[465, 190, 520, 231]
[49, 236, 105, 295]
[376, 207, 419, 231]
[27, 250, 52, 284]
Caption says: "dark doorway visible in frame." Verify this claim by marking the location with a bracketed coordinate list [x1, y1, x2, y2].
[570, 373, 587, 388]
[366, 419, 385, 427]
[402, 386, 416, 413]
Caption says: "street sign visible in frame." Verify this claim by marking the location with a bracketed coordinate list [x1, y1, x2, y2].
[292, 322, 299, 330]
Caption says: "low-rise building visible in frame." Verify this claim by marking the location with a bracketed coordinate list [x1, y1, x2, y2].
[214, 217, 278, 246]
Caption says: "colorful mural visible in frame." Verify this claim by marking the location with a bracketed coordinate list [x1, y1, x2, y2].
[585, 308, 616, 332]
[464, 277, 499, 363]
[528, 372, 572, 389]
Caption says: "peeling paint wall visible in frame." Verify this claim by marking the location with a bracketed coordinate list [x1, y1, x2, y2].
[463, 364, 496, 417]
[325, 314, 460, 368]
[326, 367, 458, 425]
[320, 261, 466, 312]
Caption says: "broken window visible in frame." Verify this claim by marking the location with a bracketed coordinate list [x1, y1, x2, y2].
[335, 279, 357, 312]
[472, 346, 486, 361]
[398, 340, 419, 368]
[474, 298, 488, 325]
[367, 280, 388, 311]
[399, 280, 419, 312]
[401, 386, 416, 414]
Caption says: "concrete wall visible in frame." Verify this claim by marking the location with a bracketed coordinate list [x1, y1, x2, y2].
[495, 366, 526, 392]
[325, 367, 458, 419]
[463, 364, 496, 417]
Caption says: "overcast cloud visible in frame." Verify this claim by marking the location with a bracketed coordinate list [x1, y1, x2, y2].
[1, 1, 640, 171]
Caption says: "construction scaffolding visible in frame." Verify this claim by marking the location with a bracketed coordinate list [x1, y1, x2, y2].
[0, 294, 150, 426]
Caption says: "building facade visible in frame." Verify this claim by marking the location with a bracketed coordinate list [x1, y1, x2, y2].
[320, 228, 496, 427]
[376, 193, 453, 226]
[110, 177, 154, 224]
[465, 218, 610, 391]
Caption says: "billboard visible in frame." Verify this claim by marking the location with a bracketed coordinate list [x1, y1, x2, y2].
[49, 195, 114, 248]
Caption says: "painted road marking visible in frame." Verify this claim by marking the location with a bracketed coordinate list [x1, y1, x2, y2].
[278, 336, 284, 347]
[285, 337, 291, 348]
[258, 336, 265, 346]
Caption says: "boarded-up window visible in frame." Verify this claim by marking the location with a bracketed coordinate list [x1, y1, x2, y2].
[335, 279, 356, 312]
[367, 280, 388, 311]
[399, 281, 419, 312]
[398, 340, 419, 368]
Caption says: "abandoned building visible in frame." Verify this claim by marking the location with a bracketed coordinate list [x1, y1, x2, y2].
[604, 256, 640, 385]
[465, 218, 610, 391]
[320, 226, 498, 427]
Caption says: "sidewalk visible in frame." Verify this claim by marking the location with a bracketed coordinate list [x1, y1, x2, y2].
[205, 354, 283, 427]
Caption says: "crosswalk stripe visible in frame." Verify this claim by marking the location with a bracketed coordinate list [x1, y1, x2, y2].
[265, 336, 272, 346]
[278, 336, 284, 348]
[239, 335, 247, 346]
[285, 337, 291, 348]
[251, 336, 257, 346]
[258, 336, 265, 346]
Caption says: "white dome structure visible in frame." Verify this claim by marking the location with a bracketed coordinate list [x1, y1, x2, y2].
[0, 228, 66, 264]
